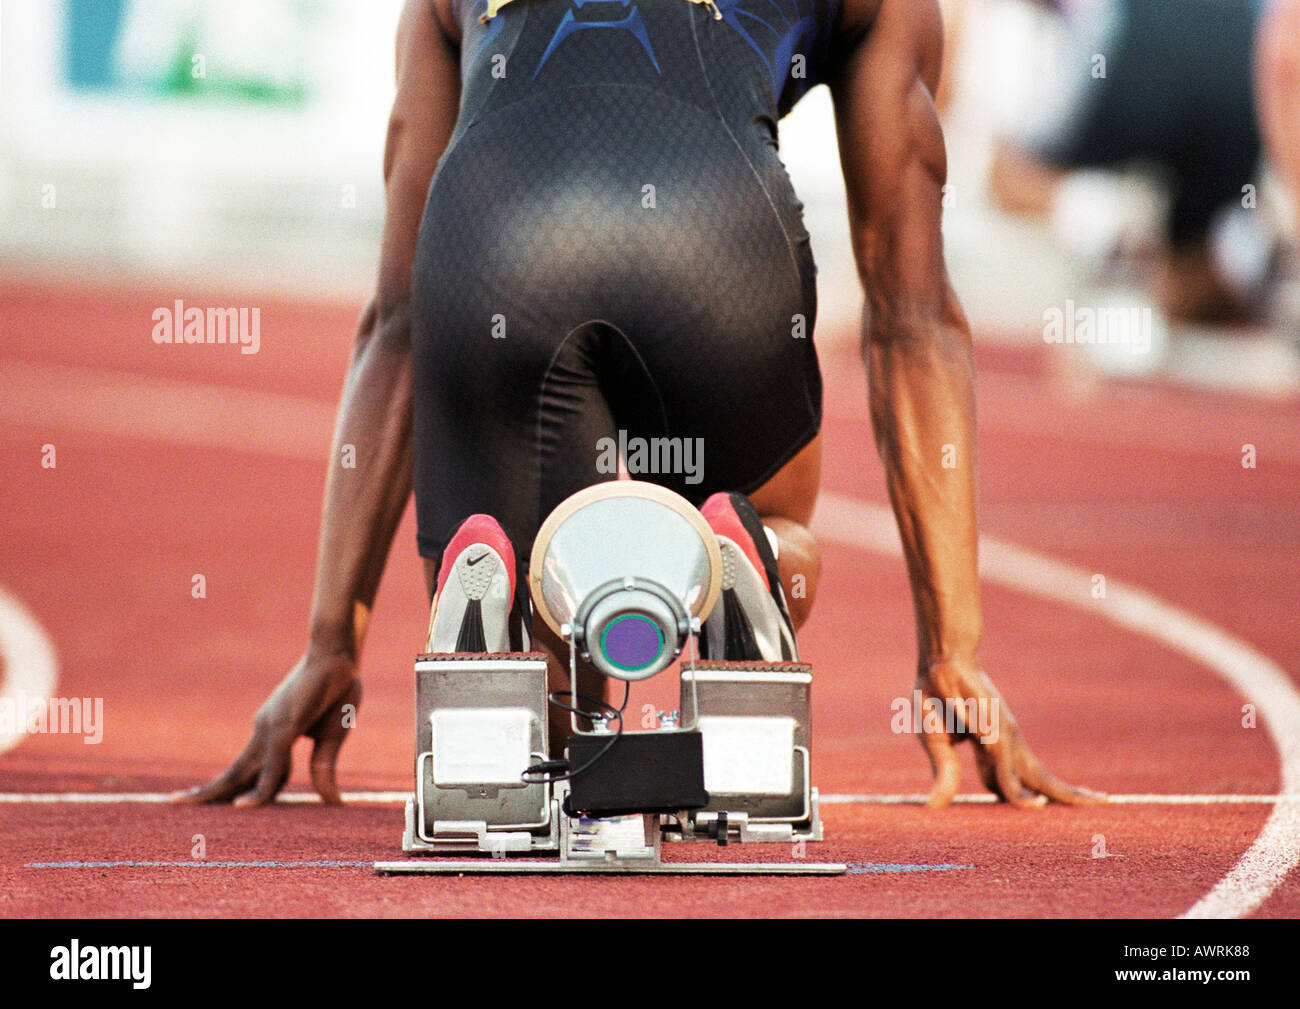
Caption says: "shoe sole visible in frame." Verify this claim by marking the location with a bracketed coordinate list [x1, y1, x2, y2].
[427, 522, 516, 653]
[701, 493, 797, 662]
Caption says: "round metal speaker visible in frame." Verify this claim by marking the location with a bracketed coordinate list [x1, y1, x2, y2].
[528, 481, 722, 681]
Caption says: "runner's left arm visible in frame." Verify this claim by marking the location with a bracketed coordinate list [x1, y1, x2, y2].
[828, 0, 1103, 807]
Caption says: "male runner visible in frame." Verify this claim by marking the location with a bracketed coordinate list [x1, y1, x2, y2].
[181, 0, 1101, 810]
[1258, 0, 1300, 219]
[989, 0, 1267, 324]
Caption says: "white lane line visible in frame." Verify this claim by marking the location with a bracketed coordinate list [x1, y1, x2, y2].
[0, 791, 1283, 805]
[0, 359, 333, 461]
[0, 586, 59, 756]
[823, 369, 1300, 462]
[0, 791, 412, 804]
[821, 794, 1285, 806]
[815, 493, 1300, 920]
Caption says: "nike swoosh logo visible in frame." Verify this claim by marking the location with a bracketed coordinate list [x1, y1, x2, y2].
[466, 552, 491, 566]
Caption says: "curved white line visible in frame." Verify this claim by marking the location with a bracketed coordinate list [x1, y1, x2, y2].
[815, 492, 1300, 920]
[0, 586, 60, 755]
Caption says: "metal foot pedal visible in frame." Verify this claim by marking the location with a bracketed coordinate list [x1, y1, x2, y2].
[403, 652, 557, 855]
[675, 661, 823, 843]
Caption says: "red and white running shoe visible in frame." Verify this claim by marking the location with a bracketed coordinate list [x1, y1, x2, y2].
[426, 514, 526, 653]
[699, 492, 797, 662]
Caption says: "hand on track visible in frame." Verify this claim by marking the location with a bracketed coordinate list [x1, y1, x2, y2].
[915, 658, 1107, 808]
[174, 650, 360, 807]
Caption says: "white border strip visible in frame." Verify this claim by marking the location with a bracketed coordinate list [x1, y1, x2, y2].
[0, 585, 59, 755]
[0, 790, 412, 804]
[820, 793, 1284, 806]
[815, 493, 1300, 919]
[0, 790, 1282, 805]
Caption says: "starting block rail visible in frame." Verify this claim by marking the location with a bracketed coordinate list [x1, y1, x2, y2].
[374, 860, 846, 876]
[375, 481, 846, 877]
[380, 653, 842, 875]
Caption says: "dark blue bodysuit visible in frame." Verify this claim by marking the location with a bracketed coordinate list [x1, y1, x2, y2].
[411, 0, 844, 570]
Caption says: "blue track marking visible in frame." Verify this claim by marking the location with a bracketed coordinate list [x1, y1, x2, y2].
[27, 859, 976, 873]
[845, 862, 975, 874]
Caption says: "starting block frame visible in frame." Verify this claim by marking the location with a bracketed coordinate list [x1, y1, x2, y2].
[385, 793, 842, 875]
[380, 650, 844, 876]
[402, 652, 558, 856]
[379, 781, 844, 875]
[678, 660, 823, 843]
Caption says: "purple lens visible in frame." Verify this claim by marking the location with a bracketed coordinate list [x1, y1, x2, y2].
[599, 615, 665, 672]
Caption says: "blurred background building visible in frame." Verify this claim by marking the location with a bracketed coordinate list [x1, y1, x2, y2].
[2, 0, 1297, 395]
[1, 0, 397, 303]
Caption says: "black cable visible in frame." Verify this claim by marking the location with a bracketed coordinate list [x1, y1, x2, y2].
[520, 681, 630, 784]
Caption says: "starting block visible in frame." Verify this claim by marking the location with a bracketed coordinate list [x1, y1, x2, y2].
[675, 660, 823, 844]
[400, 652, 557, 855]
[375, 482, 845, 877]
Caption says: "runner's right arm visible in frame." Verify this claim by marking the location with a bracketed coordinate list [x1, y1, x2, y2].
[178, 0, 461, 806]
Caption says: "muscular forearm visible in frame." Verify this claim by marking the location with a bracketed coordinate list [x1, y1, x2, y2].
[862, 302, 982, 667]
[306, 297, 414, 661]
[294, 0, 461, 663]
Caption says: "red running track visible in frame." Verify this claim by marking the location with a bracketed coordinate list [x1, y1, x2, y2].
[0, 278, 1297, 917]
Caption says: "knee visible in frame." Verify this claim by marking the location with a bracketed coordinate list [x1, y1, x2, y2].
[760, 516, 820, 630]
